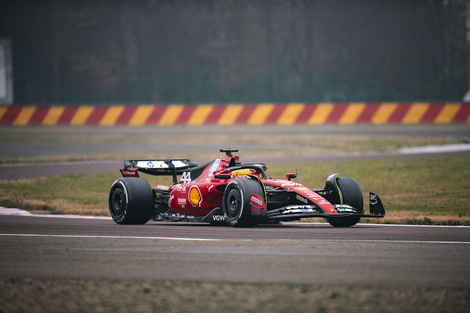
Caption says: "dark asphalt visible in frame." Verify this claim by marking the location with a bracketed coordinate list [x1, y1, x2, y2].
[1, 214, 470, 242]
[0, 215, 469, 286]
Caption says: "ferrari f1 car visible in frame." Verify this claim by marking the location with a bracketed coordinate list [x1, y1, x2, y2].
[109, 149, 385, 227]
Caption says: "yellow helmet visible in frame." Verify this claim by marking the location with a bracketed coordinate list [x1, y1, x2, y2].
[231, 169, 253, 178]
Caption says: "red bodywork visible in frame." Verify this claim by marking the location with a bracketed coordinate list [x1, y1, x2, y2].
[122, 152, 338, 217]
[114, 149, 386, 227]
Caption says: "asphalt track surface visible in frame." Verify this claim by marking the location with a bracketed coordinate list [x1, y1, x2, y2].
[1, 214, 469, 287]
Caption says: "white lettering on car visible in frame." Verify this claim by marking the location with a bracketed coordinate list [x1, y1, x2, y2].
[212, 215, 225, 222]
[251, 195, 263, 207]
[180, 172, 191, 184]
[122, 170, 137, 176]
[296, 194, 308, 204]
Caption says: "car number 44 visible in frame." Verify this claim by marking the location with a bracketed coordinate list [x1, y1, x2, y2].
[181, 172, 191, 184]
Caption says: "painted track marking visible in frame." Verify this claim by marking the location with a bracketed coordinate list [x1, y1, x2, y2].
[0, 233, 469, 245]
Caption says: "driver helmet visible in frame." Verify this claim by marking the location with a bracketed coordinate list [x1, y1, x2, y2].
[231, 169, 254, 178]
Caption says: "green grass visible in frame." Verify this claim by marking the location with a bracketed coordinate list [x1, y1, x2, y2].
[0, 173, 117, 216]
[0, 155, 468, 225]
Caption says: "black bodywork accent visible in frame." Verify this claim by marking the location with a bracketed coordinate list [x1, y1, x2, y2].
[186, 160, 213, 182]
[154, 207, 227, 225]
[369, 192, 386, 216]
[220, 148, 238, 156]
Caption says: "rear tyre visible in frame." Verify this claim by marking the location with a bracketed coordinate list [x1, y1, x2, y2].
[222, 178, 263, 227]
[109, 177, 154, 224]
[327, 177, 363, 227]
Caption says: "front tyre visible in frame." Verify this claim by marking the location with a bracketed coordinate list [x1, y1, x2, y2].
[109, 177, 154, 224]
[327, 177, 363, 227]
[222, 178, 263, 227]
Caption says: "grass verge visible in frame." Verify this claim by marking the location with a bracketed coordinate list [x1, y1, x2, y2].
[0, 155, 468, 225]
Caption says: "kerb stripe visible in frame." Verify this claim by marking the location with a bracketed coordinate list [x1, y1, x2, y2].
[0, 103, 469, 126]
[277, 103, 304, 125]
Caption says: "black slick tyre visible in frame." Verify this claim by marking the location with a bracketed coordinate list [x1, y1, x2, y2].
[222, 177, 263, 227]
[327, 176, 363, 227]
[109, 177, 154, 224]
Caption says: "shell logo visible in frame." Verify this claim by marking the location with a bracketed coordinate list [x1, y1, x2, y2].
[189, 186, 202, 206]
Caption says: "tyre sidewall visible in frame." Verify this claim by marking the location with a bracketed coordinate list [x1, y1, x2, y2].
[337, 177, 363, 213]
[109, 177, 154, 224]
[223, 180, 247, 226]
[223, 178, 263, 227]
[109, 180, 129, 224]
[327, 176, 363, 227]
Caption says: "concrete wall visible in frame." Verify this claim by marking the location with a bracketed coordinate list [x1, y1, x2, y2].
[0, 0, 467, 105]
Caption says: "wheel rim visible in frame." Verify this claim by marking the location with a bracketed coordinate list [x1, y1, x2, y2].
[226, 188, 241, 219]
[111, 188, 125, 215]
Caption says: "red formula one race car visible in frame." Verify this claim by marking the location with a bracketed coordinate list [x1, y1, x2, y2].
[109, 149, 385, 227]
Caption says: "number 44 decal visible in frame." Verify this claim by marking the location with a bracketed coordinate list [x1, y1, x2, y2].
[180, 172, 191, 184]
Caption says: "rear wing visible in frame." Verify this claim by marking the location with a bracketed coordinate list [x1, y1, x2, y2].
[122, 159, 198, 182]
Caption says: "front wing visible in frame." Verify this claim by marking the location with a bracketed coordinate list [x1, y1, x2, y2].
[266, 192, 385, 221]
